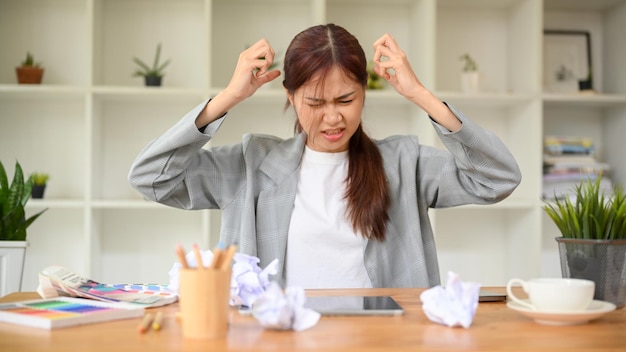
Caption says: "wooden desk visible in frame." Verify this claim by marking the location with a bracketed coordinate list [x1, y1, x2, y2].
[1, 288, 625, 351]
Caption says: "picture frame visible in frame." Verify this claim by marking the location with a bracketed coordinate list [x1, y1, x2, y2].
[543, 30, 593, 93]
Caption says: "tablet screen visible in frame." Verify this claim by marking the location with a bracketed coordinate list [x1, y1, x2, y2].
[304, 295, 404, 316]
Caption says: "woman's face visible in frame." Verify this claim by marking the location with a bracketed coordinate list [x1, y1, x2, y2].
[288, 65, 364, 153]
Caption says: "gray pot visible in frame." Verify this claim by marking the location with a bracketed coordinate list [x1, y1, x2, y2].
[556, 237, 626, 308]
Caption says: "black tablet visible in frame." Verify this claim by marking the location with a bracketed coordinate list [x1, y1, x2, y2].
[304, 295, 404, 316]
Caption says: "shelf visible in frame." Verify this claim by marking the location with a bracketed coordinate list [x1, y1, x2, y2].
[543, 93, 626, 108]
[25, 199, 85, 210]
[90, 200, 183, 209]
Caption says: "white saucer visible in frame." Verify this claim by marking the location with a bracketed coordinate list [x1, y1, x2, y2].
[507, 299, 616, 326]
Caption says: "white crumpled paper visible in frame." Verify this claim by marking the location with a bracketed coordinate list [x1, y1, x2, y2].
[167, 249, 278, 308]
[251, 281, 321, 331]
[230, 253, 279, 307]
[420, 271, 480, 328]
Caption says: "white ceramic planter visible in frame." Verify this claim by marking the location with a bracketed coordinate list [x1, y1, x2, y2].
[461, 71, 480, 93]
[0, 241, 28, 296]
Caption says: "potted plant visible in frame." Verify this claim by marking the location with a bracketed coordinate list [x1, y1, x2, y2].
[132, 43, 171, 87]
[366, 61, 385, 90]
[30, 172, 49, 199]
[0, 160, 47, 295]
[543, 175, 626, 308]
[16, 52, 44, 84]
[459, 53, 479, 93]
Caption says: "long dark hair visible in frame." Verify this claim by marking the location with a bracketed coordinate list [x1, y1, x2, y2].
[283, 24, 390, 241]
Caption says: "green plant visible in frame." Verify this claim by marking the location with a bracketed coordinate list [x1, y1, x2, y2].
[543, 175, 626, 240]
[31, 172, 49, 186]
[459, 53, 478, 72]
[0, 161, 47, 241]
[19, 52, 42, 68]
[132, 43, 171, 78]
[366, 61, 384, 90]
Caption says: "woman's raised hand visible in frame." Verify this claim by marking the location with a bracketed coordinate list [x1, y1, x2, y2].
[372, 34, 424, 101]
[224, 38, 281, 101]
[197, 39, 281, 127]
[372, 33, 459, 131]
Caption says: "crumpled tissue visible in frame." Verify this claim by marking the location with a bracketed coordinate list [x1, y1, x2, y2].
[167, 249, 278, 308]
[251, 281, 321, 331]
[420, 271, 480, 328]
[230, 253, 279, 307]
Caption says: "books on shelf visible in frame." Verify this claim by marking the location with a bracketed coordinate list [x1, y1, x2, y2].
[0, 296, 144, 330]
[37, 265, 178, 308]
[543, 135, 612, 200]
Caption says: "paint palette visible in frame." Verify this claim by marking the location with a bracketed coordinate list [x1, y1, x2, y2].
[0, 297, 144, 329]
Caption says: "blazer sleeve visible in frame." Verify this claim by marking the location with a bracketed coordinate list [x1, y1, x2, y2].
[128, 99, 245, 210]
[424, 103, 522, 207]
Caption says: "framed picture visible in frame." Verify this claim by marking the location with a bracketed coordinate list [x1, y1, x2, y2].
[543, 30, 593, 93]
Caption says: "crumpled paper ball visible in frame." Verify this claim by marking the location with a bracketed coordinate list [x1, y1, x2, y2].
[230, 253, 278, 307]
[251, 281, 321, 331]
[420, 271, 480, 328]
[167, 249, 278, 308]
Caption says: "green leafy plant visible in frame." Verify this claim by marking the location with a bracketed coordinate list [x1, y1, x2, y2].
[19, 52, 42, 68]
[0, 161, 47, 241]
[366, 61, 385, 90]
[543, 175, 626, 240]
[31, 172, 49, 186]
[132, 43, 171, 78]
[459, 53, 478, 72]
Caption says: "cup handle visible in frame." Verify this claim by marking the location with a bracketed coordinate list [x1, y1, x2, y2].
[506, 278, 535, 310]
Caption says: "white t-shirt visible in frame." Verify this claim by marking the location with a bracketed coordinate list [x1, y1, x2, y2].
[285, 146, 373, 289]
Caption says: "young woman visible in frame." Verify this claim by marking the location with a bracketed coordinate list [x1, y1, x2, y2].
[129, 24, 521, 289]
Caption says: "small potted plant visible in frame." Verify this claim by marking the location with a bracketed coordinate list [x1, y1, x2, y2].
[543, 175, 626, 308]
[132, 43, 171, 87]
[1, 160, 47, 294]
[30, 172, 49, 199]
[366, 61, 385, 90]
[16, 52, 44, 84]
[459, 53, 479, 93]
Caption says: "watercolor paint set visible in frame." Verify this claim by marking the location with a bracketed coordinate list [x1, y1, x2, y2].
[0, 296, 144, 330]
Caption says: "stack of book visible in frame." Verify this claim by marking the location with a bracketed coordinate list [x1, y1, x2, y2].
[543, 136, 612, 201]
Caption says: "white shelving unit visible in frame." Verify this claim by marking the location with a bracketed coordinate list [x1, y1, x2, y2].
[1, 0, 625, 291]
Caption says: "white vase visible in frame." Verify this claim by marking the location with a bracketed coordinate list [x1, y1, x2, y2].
[0, 240, 28, 296]
[461, 71, 480, 93]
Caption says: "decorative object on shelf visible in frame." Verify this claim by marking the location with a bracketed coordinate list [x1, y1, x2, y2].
[543, 30, 593, 93]
[0, 160, 48, 296]
[366, 61, 385, 90]
[15, 52, 44, 84]
[30, 172, 49, 199]
[132, 43, 171, 87]
[542, 135, 612, 201]
[459, 53, 479, 93]
[543, 176, 626, 308]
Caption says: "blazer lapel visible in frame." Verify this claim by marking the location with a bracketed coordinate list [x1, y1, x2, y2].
[255, 133, 305, 285]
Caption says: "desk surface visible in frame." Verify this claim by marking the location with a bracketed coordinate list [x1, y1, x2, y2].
[1, 288, 625, 351]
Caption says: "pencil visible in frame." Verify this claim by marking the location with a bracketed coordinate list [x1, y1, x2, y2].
[137, 313, 154, 334]
[220, 244, 238, 271]
[176, 244, 189, 269]
[192, 243, 204, 269]
[152, 311, 163, 331]
[210, 247, 223, 269]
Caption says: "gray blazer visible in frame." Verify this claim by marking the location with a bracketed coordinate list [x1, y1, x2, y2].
[129, 100, 521, 288]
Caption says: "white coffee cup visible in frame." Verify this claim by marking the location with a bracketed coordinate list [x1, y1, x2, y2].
[506, 278, 595, 312]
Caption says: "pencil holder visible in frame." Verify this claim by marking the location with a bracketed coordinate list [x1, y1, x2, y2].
[179, 267, 232, 339]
